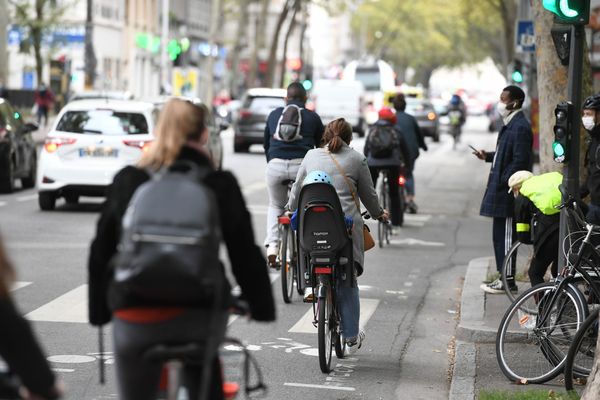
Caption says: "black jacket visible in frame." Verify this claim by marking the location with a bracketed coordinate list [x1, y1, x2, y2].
[514, 195, 559, 247]
[88, 146, 276, 325]
[585, 127, 600, 206]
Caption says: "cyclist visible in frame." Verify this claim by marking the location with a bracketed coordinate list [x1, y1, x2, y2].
[581, 93, 600, 224]
[0, 234, 63, 400]
[288, 118, 389, 352]
[263, 82, 324, 268]
[509, 170, 561, 290]
[447, 94, 467, 140]
[364, 107, 411, 227]
[391, 93, 428, 214]
[88, 99, 275, 400]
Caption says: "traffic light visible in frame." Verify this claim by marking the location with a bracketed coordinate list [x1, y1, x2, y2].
[511, 60, 523, 84]
[552, 101, 574, 163]
[542, 0, 590, 25]
[168, 39, 182, 66]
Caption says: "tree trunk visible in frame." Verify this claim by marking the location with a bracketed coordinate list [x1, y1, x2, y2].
[499, 0, 517, 77]
[264, 0, 292, 88]
[228, 0, 250, 98]
[278, 0, 299, 88]
[0, 0, 8, 84]
[203, 0, 222, 104]
[33, 0, 44, 85]
[248, 0, 269, 88]
[532, 2, 567, 174]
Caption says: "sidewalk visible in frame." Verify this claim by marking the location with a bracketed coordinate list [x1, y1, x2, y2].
[449, 257, 566, 399]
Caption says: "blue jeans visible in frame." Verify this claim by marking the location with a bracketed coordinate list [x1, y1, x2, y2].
[336, 282, 360, 339]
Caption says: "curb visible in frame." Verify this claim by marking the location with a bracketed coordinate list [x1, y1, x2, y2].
[456, 257, 498, 343]
[449, 341, 476, 400]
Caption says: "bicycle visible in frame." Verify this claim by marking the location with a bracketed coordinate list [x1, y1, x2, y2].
[377, 170, 403, 247]
[501, 241, 535, 305]
[448, 110, 462, 149]
[275, 179, 303, 303]
[564, 307, 599, 394]
[495, 189, 600, 384]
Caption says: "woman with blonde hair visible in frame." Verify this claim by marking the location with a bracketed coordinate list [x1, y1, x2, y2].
[288, 118, 388, 352]
[88, 98, 275, 400]
[0, 235, 62, 399]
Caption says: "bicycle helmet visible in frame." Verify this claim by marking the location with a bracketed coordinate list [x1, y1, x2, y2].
[583, 93, 600, 110]
[303, 170, 333, 185]
[450, 94, 461, 106]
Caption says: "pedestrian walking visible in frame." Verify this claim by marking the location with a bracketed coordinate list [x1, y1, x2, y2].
[473, 85, 533, 294]
[34, 83, 54, 127]
[263, 82, 324, 267]
[287, 118, 389, 348]
[391, 93, 428, 213]
[0, 233, 63, 400]
[88, 98, 275, 400]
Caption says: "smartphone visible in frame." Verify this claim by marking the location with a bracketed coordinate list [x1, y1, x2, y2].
[468, 145, 479, 153]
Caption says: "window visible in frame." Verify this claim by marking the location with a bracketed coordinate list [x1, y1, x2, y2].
[246, 96, 285, 113]
[56, 110, 149, 135]
[355, 67, 381, 91]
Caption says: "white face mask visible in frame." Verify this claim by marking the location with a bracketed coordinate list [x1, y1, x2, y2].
[582, 116, 596, 131]
[496, 102, 511, 119]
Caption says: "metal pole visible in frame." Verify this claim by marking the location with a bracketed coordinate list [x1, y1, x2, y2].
[558, 23, 585, 267]
[160, 0, 169, 93]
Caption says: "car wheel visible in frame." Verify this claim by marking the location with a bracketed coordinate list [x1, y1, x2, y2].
[64, 194, 79, 205]
[21, 153, 37, 189]
[0, 159, 15, 194]
[38, 192, 56, 211]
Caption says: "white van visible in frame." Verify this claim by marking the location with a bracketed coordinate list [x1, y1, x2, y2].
[310, 79, 367, 136]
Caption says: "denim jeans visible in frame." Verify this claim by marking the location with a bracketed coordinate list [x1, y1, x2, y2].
[265, 158, 302, 246]
[336, 282, 360, 340]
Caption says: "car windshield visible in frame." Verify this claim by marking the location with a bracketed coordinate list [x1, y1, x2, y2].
[56, 110, 149, 135]
[246, 96, 285, 113]
[355, 67, 380, 91]
[405, 98, 426, 113]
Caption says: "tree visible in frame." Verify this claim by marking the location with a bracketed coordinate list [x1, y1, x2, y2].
[0, 0, 8, 84]
[278, 0, 300, 87]
[9, 0, 69, 85]
[227, 0, 251, 98]
[264, 0, 293, 88]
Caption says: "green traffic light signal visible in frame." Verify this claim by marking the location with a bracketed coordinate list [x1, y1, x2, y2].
[542, 0, 590, 24]
[302, 80, 313, 91]
[512, 70, 523, 83]
[167, 40, 182, 61]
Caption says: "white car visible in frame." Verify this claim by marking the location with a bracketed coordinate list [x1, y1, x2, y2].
[37, 99, 157, 210]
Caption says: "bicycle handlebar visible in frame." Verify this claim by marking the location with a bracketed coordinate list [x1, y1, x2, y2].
[361, 211, 391, 224]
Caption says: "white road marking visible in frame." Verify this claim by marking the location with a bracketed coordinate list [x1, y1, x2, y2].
[52, 368, 75, 373]
[10, 281, 32, 292]
[16, 194, 38, 202]
[404, 282, 413, 287]
[5, 242, 90, 250]
[48, 355, 96, 363]
[388, 238, 445, 247]
[0, 201, 6, 207]
[284, 382, 355, 392]
[26, 285, 88, 323]
[243, 181, 267, 196]
[288, 298, 379, 333]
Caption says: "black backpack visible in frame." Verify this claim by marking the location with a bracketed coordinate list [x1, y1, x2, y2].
[274, 104, 303, 142]
[111, 162, 224, 306]
[368, 125, 397, 158]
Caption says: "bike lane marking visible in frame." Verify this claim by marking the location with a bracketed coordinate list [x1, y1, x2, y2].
[283, 382, 355, 391]
[288, 298, 379, 333]
[26, 284, 88, 323]
[10, 281, 32, 292]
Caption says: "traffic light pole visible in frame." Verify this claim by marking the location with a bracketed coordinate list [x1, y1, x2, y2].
[558, 23, 585, 268]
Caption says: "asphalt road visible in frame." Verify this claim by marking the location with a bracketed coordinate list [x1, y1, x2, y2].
[1, 116, 499, 399]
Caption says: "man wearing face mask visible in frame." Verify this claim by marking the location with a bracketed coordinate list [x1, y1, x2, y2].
[581, 94, 600, 224]
[473, 85, 533, 294]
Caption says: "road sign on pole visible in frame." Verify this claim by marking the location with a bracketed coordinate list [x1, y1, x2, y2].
[516, 20, 536, 53]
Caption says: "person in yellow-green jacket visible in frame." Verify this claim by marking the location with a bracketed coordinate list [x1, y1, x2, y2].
[507, 170, 561, 289]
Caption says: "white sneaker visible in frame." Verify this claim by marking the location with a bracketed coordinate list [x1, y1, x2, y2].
[266, 242, 278, 269]
[345, 330, 365, 354]
[303, 287, 314, 303]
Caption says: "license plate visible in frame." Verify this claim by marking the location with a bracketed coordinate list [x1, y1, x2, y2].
[79, 147, 119, 157]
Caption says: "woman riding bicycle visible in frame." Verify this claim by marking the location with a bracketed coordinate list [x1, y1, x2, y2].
[288, 118, 389, 352]
[88, 99, 275, 400]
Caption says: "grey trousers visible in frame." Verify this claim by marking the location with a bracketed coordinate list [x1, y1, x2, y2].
[112, 309, 228, 400]
[265, 158, 302, 246]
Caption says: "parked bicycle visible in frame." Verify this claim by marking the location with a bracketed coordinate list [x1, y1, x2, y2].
[496, 189, 600, 384]
[564, 307, 599, 394]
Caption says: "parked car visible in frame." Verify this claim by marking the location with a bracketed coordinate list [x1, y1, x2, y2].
[0, 98, 38, 193]
[68, 91, 135, 102]
[233, 88, 286, 153]
[37, 99, 157, 210]
[405, 97, 440, 142]
[310, 79, 367, 136]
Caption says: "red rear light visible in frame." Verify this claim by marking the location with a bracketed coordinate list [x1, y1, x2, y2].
[278, 215, 291, 224]
[398, 175, 406, 186]
[123, 139, 153, 153]
[311, 206, 327, 213]
[315, 267, 332, 275]
[223, 382, 240, 399]
[239, 109, 252, 119]
[44, 137, 76, 153]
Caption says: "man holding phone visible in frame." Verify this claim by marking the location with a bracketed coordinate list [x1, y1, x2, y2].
[473, 85, 533, 294]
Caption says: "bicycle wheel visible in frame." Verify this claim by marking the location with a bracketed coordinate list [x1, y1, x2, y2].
[564, 308, 600, 393]
[378, 176, 388, 248]
[396, 183, 405, 227]
[280, 224, 294, 303]
[502, 241, 535, 307]
[318, 286, 334, 373]
[496, 283, 586, 384]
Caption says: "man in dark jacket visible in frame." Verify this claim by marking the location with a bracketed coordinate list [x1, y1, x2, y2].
[391, 93, 427, 214]
[364, 107, 411, 227]
[581, 93, 600, 224]
[473, 85, 533, 294]
[263, 82, 324, 267]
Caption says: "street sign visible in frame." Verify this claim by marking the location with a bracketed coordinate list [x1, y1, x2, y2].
[516, 20, 536, 53]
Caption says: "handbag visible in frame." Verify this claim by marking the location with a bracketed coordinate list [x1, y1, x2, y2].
[328, 151, 376, 252]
